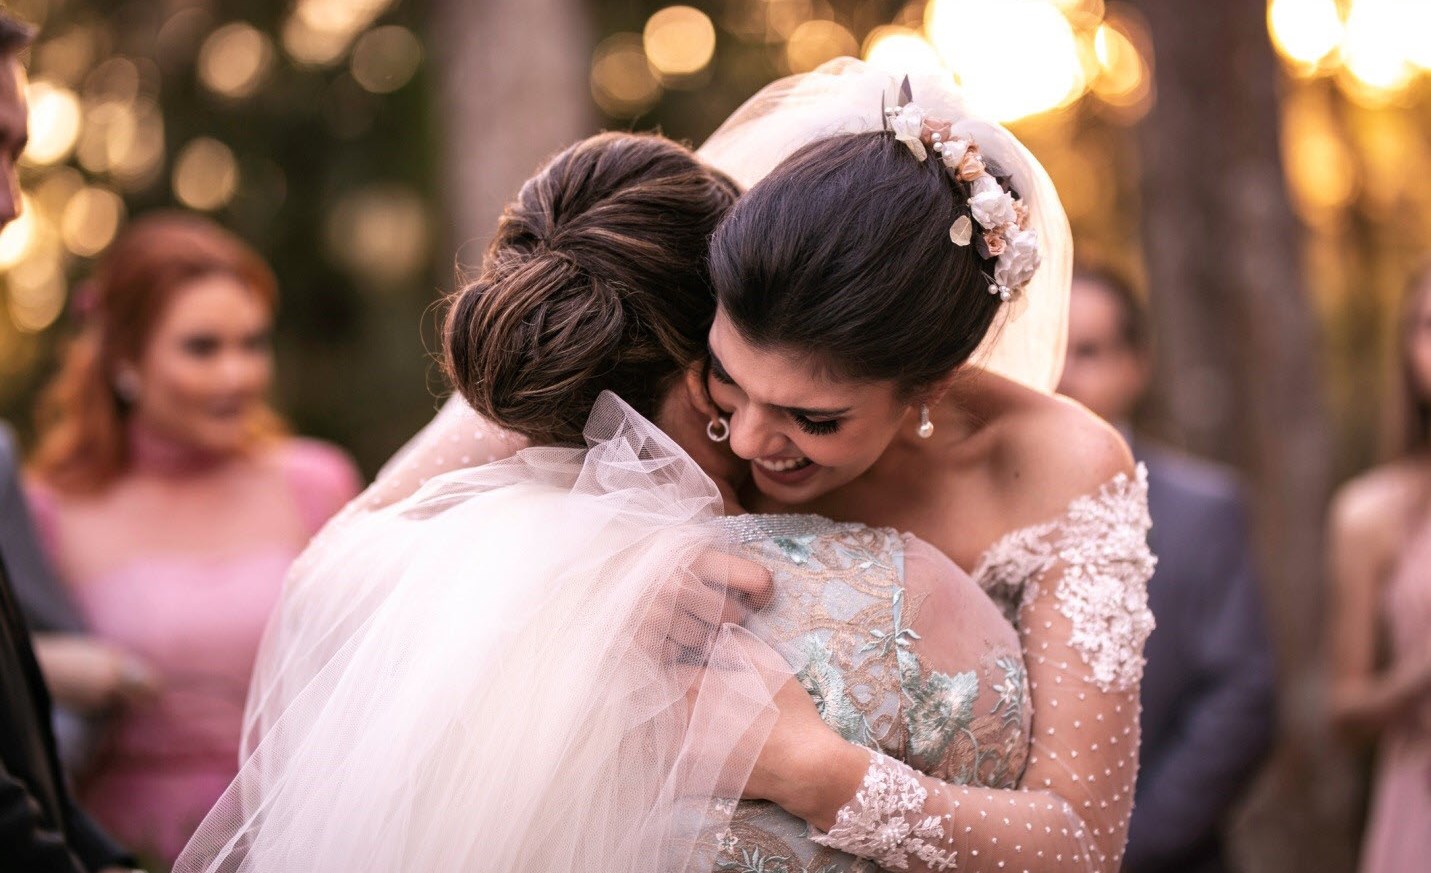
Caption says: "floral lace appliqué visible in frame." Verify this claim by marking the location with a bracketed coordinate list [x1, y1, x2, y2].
[810, 752, 958, 871]
[971, 465, 1157, 692]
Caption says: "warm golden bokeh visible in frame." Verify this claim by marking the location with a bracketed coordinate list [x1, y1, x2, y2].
[643, 6, 717, 81]
[173, 137, 240, 212]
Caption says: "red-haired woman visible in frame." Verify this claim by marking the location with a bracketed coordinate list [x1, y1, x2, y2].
[26, 211, 361, 864]
[1329, 260, 1431, 872]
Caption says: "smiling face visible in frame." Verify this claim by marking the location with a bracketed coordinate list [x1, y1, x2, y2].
[126, 273, 274, 455]
[704, 308, 913, 503]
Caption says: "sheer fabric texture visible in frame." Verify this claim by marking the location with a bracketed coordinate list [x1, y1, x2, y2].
[698, 520, 1032, 871]
[807, 468, 1156, 872]
[697, 58, 1072, 395]
[176, 394, 795, 873]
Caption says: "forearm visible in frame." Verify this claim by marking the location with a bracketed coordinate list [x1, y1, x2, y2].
[1332, 661, 1431, 739]
[785, 743, 1104, 872]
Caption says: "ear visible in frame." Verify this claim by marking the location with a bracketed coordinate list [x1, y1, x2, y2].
[684, 363, 719, 420]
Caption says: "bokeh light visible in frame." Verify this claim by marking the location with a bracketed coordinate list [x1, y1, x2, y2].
[284, 0, 397, 68]
[173, 137, 240, 211]
[7, 250, 67, 333]
[1267, 0, 1345, 69]
[324, 184, 430, 288]
[644, 6, 717, 82]
[591, 33, 662, 117]
[198, 22, 274, 100]
[1090, 12, 1153, 121]
[785, 20, 859, 74]
[350, 25, 423, 94]
[0, 196, 37, 271]
[862, 26, 946, 78]
[22, 80, 82, 166]
[926, 0, 1085, 122]
[60, 185, 124, 257]
[1339, 0, 1415, 97]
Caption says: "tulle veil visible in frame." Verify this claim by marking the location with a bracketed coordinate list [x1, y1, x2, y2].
[174, 394, 794, 873]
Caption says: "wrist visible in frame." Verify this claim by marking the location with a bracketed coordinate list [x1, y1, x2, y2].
[776, 735, 870, 831]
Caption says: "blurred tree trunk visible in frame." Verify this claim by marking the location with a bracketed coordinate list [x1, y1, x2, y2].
[429, 0, 594, 268]
[1135, 1, 1361, 871]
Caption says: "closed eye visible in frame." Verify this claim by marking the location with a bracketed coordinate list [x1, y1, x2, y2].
[794, 414, 840, 436]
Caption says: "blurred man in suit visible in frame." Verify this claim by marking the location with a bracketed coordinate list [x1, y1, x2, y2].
[1059, 268, 1277, 873]
[0, 13, 139, 872]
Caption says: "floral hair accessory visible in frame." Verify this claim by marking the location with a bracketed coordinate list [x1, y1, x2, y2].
[882, 78, 1042, 303]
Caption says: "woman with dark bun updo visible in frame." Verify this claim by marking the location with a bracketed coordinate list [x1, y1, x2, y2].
[180, 128, 1049, 873]
[25, 212, 361, 865]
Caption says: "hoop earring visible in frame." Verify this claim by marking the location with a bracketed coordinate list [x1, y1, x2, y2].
[917, 404, 934, 439]
[706, 415, 730, 443]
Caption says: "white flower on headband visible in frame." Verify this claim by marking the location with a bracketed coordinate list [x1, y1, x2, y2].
[884, 84, 1043, 303]
[995, 226, 1041, 293]
[888, 104, 927, 162]
[969, 182, 1017, 230]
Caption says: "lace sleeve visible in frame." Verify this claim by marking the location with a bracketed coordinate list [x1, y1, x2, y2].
[809, 467, 1156, 871]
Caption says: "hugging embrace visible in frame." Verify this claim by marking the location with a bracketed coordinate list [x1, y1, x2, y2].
[177, 60, 1154, 873]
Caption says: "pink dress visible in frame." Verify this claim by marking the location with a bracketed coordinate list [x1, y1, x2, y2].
[28, 426, 361, 865]
[1359, 522, 1431, 873]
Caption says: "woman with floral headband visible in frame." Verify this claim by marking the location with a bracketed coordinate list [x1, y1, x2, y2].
[182, 63, 1153, 873]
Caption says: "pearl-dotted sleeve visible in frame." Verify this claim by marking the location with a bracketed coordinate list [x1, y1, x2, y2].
[360, 393, 526, 512]
[810, 467, 1156, 871]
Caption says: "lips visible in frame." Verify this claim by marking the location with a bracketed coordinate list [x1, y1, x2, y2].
[754, 455, 812, 473]
[751, 454, 820, 488]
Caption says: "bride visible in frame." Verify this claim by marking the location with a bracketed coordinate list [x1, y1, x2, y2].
[178, 61, 1153, 873]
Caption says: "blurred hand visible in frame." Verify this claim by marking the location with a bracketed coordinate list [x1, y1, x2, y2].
[32, 634, 161, 713]
[659, 550, 774, 663]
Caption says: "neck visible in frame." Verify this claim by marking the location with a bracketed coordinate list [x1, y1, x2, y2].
[126, 417, 229, 477]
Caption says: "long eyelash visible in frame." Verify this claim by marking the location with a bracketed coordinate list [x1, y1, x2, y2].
[710, 363, 736, 385]
[795, 415, 840, 436]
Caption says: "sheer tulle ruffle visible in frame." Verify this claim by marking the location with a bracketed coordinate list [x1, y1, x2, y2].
[176, 393, 794, 873]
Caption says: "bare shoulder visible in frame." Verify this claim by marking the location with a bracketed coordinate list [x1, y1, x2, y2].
[1330, 461, 1425, 550]
[979, 382, 1135, 529]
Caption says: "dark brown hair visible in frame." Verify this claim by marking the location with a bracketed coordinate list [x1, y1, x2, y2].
[443, 132, 739, 446]
[32, 211, 284, 493]
[1391, 258, 1431, 457]
[709, 131, 1008, 395]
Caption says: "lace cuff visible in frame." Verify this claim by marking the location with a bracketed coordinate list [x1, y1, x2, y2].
[810, 750, 958, 871]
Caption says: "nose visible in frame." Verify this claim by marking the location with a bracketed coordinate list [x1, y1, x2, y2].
[727, 407, 787, 461]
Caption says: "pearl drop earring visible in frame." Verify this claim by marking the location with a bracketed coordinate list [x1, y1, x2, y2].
[917, 404, 934, 439]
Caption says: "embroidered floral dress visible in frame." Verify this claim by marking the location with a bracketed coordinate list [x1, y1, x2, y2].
[704, 515, 1034, 873]
[801, 467, 1157, 873]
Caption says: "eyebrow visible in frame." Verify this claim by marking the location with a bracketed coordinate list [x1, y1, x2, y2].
[708, 345, 852, 419]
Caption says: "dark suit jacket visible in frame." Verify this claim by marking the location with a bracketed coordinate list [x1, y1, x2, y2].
[0, 427, 130, 873]
[1123, 441, 1277, 873]
[0, 423, 83, 635]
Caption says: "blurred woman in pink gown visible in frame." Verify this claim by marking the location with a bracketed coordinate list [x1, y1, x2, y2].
[1330, 260, 1431, 873]
[25, 212, 361, 865]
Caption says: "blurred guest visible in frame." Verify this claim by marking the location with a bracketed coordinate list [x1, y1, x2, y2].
[1329, 261, 1431, 873]
[1059, 267, 1276, 873]
[26, 212, 361, 864]
[0, 13, 139, 872]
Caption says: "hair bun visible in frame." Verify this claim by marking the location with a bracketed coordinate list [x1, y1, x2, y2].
[443, 133, 737, 445]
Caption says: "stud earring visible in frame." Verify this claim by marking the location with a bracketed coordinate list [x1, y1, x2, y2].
[917, 404, 934, 439]
[706, 415, 730, 443]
